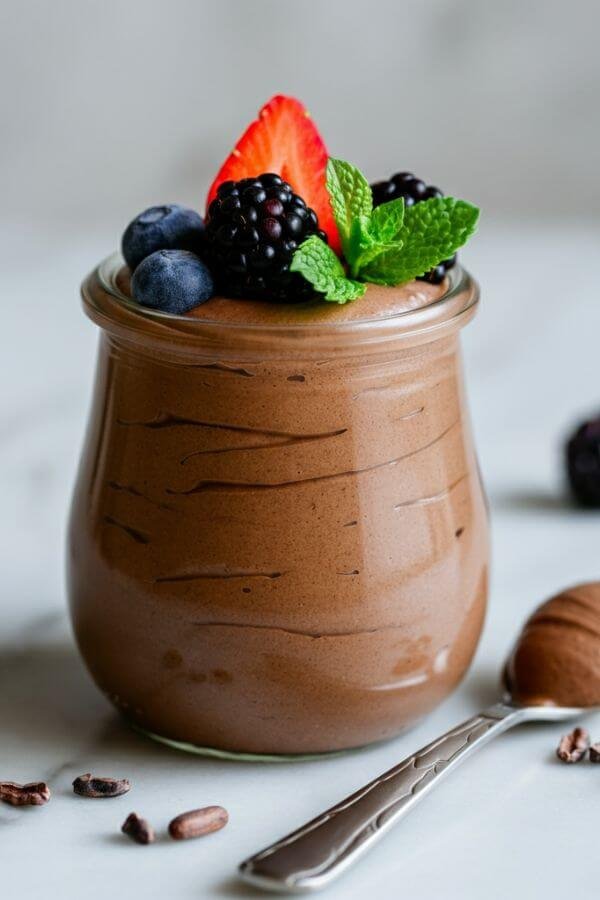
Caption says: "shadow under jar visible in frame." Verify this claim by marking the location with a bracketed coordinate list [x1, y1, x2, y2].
[68, 255, 489, 758]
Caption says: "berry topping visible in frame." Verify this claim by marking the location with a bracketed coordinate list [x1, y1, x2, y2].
[205, 174, 326, 301]
[131, 250, 214, 314]
[122, 205, 205, 272]
[566, 417, 600, 507]
[292, 158, 479, 304]
[370, 173, 457, 284]
[370, 172, 443, 208]
[206, 96, 340, 254]
[422, 256, 457, 285]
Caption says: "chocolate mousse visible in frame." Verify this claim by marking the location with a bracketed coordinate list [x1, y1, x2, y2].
[505, 582, 600, 708]
[68, 94, 486, 755]
[68, 260, 488, 754]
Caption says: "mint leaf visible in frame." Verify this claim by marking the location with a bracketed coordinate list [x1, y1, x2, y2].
[290, 236, 366, 304]
[315, 157, 479, 300]
[324, 166, 406, 275]
[362, 198, 479, 285]
[326, 159, 372, 263]
[346, 216, 386, 275]
[370, 197, 405, 244]
[344, 214, 403, 276]
[324, 276, 366, 303]
[290, 234, 345, 287]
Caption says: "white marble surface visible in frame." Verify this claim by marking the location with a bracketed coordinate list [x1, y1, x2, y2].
[3, 220, 600, 899]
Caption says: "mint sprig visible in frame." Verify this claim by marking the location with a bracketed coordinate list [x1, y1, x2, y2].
[292, 158, 479, 304]
[289, 236, 365, 303]
[370, 197, 405, 244]
[326, 158, 372, 265]
[362, 197, 479, 285]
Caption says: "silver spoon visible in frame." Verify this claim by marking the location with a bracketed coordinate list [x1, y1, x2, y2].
[239, 672, 587, 893]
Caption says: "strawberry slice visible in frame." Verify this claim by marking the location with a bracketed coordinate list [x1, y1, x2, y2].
[206, 95, 340, 254]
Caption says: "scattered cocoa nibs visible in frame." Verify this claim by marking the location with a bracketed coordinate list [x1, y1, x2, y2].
[72, 773, 131, 798]
[121, 812, 155, 845]
[168, 805, 229, 841]
[589, 743, 600, 763]
[556, 727, 590, 763]
[0, 781, 51, 806]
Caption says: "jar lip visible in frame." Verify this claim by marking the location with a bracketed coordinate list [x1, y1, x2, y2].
[82, 252, 479, 354]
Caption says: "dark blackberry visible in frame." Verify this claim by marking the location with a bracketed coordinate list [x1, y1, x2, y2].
[370, 172, 456, 284]
[566, 417, 600, 507]
[422, 255, 457, 285]
[205, 174, 326, 301]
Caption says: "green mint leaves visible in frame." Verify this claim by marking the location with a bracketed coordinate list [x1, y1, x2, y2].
[289, 236, 365, 303]
[370, 197, 406, 244]
[292, 158, 479, 304]
[362, 197, 479, 286]
[326, 159, 372, 264]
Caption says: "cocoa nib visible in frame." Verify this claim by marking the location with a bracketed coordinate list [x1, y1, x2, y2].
[122, 812, 155, 845]
[168, 805, 229, 841]
[73, 773, 131, 798]
[556, 727, 590, 763]
[0, 781, 51, 806]
[590, 743, 600, 763]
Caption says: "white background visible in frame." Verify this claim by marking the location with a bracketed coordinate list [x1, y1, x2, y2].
[2, 0, 600, 227]
[2, 2, 600, 898]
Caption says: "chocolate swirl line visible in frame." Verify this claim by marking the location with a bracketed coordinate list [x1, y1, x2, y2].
[392, 407, 425, 422]
[190, 620, 409, 639]
[179, 430, 347, 464]
[155, 568, 283, 584]
[167, 421, 460, 496]
[393, 473, 469, 509]
[108, 481, 176, 510]
[102, 515, 149, 545]
[184, 362, 255, 377]
[118, 411, 346, 440]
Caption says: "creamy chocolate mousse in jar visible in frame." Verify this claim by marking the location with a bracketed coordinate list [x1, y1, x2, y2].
[68, 94, 487, 756]
[68, 258, 488, 756]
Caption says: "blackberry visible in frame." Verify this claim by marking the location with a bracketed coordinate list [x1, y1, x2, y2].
[566, 417, 600, 507]
[205, 174, 327, 301]
[370, 172, 456, 284]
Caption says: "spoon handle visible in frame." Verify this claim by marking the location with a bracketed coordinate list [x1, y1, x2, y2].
[239, 702, 525, 894]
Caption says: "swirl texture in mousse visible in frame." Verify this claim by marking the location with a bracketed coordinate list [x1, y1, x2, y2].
[505, 582, 600, 708]
[68, 260, 489, 754]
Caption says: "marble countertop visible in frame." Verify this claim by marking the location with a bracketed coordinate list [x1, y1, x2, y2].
[3, 220, 600, 899]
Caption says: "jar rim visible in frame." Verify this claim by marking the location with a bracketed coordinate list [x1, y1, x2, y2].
[81, 252, 479, 355]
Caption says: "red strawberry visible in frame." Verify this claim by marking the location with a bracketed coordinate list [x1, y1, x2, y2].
[206, 95, 340, 254]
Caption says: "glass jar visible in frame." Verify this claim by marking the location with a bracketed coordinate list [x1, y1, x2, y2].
[68, 255, 489, 758]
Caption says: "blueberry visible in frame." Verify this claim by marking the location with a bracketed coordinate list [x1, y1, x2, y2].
[131, 250, 214, 314]
[121, 205, 205, 271]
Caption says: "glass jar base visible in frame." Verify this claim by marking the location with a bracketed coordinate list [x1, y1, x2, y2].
[134, 720, 426, 762]
[136, 725, 355, 762]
